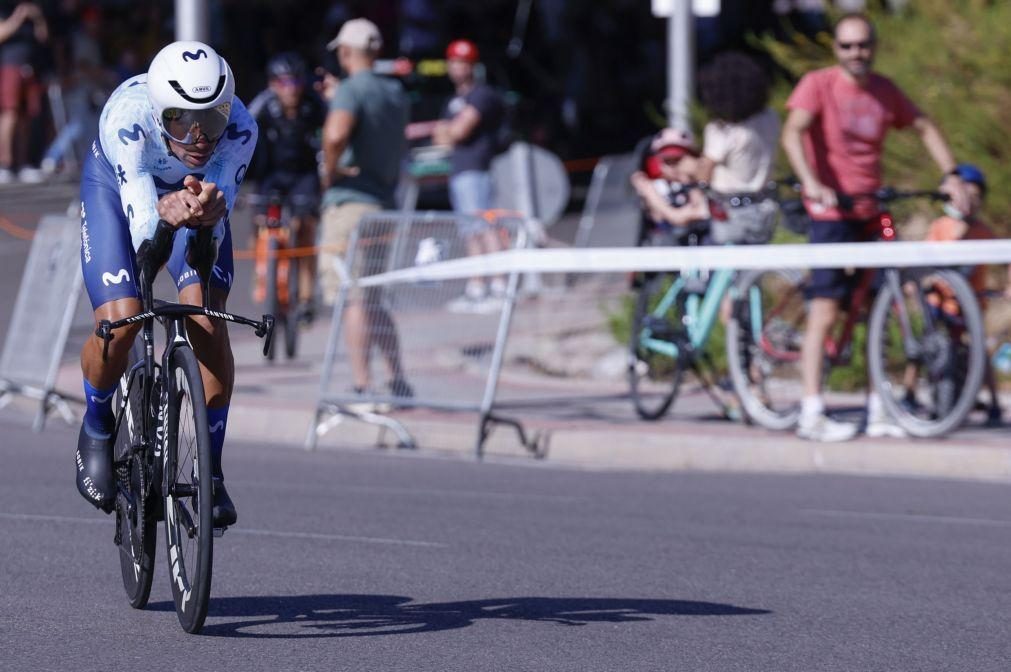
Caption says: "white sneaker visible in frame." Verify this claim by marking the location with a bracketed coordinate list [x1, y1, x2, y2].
[446, 295, 478, 314]
[40, 158, 58, 175]
[796, 413, 859, 442]
[464, 280, 486, 301]
[17, 166, 45, 184]
[470, 296, 504, 314]
[489, 277, 508, 298]
[865, 411, 908, 438]
[0, 167, 14, 184]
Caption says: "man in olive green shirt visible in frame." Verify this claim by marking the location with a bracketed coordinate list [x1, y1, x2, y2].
[320, 18, 411, 399]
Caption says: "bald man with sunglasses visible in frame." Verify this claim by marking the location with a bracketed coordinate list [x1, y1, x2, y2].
[781, 13, 970, 442]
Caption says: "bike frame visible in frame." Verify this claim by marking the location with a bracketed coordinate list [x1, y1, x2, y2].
[640, 266, 736, 360]
[751, 203, 942, 367]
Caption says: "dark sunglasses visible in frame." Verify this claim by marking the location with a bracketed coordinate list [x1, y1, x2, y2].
[836, 40, 874, 51]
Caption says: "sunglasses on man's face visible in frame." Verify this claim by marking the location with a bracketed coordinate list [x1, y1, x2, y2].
[836, 40, 874, 51]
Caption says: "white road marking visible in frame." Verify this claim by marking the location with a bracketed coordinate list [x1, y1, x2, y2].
[803, 509, 1011, 528]
[230, 528, 446, 548]
[230, 480, 579, 503]
[0, 511, 445, 547]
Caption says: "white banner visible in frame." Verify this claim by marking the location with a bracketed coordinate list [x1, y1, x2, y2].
[359, 239, 1011, 288]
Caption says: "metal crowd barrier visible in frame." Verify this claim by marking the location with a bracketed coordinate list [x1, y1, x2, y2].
[307, 210, 543, 457]
[0, 215, 84, 430]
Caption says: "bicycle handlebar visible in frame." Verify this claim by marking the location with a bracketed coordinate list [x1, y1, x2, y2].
[97, 219, 275, 360]
[837, 187, 949, 210]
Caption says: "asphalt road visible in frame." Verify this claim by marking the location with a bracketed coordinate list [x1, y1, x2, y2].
[2, 416, 1009, 671]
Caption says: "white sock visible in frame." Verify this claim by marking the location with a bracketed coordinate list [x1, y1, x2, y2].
[801, 396, 824, 419]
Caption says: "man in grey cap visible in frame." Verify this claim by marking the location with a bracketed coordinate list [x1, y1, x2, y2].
[319, 17, 412, 400]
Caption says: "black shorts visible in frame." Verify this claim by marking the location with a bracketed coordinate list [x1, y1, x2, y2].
[805, 219, 868, 301]
[258, 171, 320, 218]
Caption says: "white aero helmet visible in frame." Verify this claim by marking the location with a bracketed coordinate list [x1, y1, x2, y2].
[147, 41, 234, 144]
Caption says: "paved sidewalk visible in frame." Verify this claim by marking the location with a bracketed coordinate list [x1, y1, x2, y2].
[33, 274, 1006, 485]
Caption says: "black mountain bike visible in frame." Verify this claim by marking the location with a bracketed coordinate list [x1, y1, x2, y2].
[97, 221, 273, 634]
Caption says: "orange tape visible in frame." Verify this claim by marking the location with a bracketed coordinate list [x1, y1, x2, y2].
[562, 157, 600, 173]
[0, 216, 36, 240]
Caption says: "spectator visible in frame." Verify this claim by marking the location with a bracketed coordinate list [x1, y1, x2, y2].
[432, 38, 509, 311]
[0, 1, 48, 183]
[39, 3, 110, 176]
[247, 51, 326, 320]
[922, 163, 1009, 425]
[696, 50, 781, 245]
[629, 127, 709, 240]
[319, 18, 413, 400]
[781, 13, 970, 442]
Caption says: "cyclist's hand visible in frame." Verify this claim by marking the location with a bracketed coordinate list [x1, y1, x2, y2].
[802, 180, 837, 213]
[940, 173, 971, 216]
[156, 187, 206, 229]
[183, 175, 226, 228]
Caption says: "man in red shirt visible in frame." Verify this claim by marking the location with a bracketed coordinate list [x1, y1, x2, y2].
[781, 13, 970, 442]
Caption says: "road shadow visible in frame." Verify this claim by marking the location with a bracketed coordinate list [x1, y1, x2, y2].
[149, 594, 770, 638]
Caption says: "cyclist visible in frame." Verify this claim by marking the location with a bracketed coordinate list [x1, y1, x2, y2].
[246, 51, 326, 320]
[75, 41, 257, 527]
[781, 12, 970, 442]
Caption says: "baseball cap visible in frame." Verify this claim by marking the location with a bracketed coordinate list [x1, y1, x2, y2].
[650, 127, 698, 159]
[446, 39, 479, 63]
[326, 18, 383, 53]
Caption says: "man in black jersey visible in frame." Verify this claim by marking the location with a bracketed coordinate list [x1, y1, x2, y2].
[247, 52, 326, 318]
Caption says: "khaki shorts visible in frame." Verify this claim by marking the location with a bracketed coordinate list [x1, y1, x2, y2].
[318, 201, 384, 305]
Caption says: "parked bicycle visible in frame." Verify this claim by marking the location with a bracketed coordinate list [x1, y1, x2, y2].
[97, 221, 273, 633]
[627, 181, 780, 420]
[250, 192, 316, 360]
[725, 187, 985, 438]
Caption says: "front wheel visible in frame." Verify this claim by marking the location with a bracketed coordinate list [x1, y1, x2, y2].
[114, 343, 156, 609]
[628, 273, 685, 420]
[264, 237, 280, 361]
[725, 268, 807, 430]
[867, 268, 985, 437]
[163, 345, 214, 634]
[284, 254, 299, 359]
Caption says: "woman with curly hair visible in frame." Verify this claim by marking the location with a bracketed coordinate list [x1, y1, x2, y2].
[696, 51, 781, 244]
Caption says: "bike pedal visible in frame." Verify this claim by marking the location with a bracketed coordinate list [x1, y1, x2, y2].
[213, 526, 227, 538]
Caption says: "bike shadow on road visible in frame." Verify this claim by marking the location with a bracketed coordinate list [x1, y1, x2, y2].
[147, 594, 771, 638]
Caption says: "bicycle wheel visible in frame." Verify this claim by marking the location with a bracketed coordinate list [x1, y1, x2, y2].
[726, 268, 807, 430]
[867, 268, 985, 437]
[114, 343, 156, 609]
[284, 252, 299, 359]
[163, 345, 214, 634]
[628, 273, 685, 420]
[264, 236, 280, 361]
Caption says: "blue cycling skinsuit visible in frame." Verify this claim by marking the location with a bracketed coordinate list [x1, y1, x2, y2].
[80, 74, 257, 309]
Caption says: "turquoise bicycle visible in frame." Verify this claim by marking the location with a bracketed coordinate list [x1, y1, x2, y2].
[628, 221, 741, 420]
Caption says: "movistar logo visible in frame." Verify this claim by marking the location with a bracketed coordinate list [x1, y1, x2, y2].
[90, 390, 115, 404]
[224, 124, 252, 145]
[117, 124, 146, 145]
[102, 269, 130, 286]
[182, 49, 207, 62]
